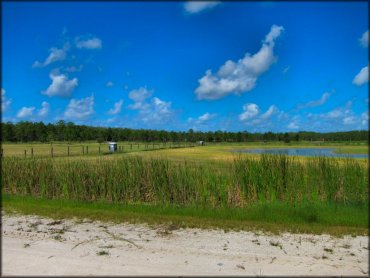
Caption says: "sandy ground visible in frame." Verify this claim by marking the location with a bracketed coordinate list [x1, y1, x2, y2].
[1, 212, 368, 276]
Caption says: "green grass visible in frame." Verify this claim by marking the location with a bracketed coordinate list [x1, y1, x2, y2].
[1, 141, 196, 158]
[333, 146, 369, 154]
[2, 155, 367, 205]
[2, 143, 368, 235]
[2, 194, 368, 236]
[2, 141, 368, 161]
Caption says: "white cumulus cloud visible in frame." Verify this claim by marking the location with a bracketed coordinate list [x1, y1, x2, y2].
[188, 112, 216, 125]
[361, 112, 368, 126]
[33, 44, 70, 68]
[188, 112, 217, 129]
[198, 112, 215, 122]
[297, 92, 330, 109]
[148, 97, 174, 123]
[2, 88, 12, 112]
[343, 116, 356, 125]
[17, 106, 35, 119]
[108, 100, 124, 115]
[287, 121, 299, 129]
[260, 105, 278, 120]
[239, 103, 260, 121]
[128, 87, 175, 125]
[75, 36, 102, 49]
[353, 66, 368, 86]
[38, 101, 50, 117]
[195, 25, 284, 100]
[128, 87, 153, 110]
[359, 30, 369, 48]
[184, 1, 221, 14]
[128, 87, 152, 103]
[42, 72, 78, 98]
[64, 95, 94, 120]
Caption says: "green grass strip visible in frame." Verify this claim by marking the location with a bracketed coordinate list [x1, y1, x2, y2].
[2, 194, 368, 237]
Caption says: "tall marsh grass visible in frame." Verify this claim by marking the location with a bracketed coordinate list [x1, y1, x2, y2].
[2, 155, 368, 207]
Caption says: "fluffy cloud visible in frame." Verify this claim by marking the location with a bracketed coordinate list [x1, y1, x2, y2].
[38, 101, 50, 117]
[65, 65, 83, 73]
[343, 116, 356, 125]
[359, 30, 369, 48]
[128, 87, 153, 110]
[361, 112, 368, 126]
[287, 121, 299, 129]
[128, 87, 152, 103]
[75, 36, 102, 49]
[353, 66, 368, 86]
[42, 72, 78, 98]
[188, 112, 216, 125]
[16, 102, 50, 120]
[2, 88, 12, 112]
[260, 105, 278, 120]
[64, 95, 94, 120]
[108, 100, 123, 115]
[17, 106, 35, 118]
[33, 44, 70, 68]
[297, 92, 330, 109]
[33, 33, 102, 68]
[195, 25, 284, 100]
[239, 103, 260, 121]
[198, 112, 215, 122]
[148, 97, 174, 123]
[187, 112, 216, 130]
[128, 87, 175, 125]
[238, 103, 285, 131]
[305, 100, 368, 130]
[183, 1, 221, 14]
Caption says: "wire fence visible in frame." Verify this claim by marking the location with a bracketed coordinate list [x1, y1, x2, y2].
[1, 142, 199, 158]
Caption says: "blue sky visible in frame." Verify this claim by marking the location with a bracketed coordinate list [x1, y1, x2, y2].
[1, 1, 368, 132]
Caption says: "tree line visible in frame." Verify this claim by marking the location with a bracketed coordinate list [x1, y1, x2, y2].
[1, 120, 368, 143]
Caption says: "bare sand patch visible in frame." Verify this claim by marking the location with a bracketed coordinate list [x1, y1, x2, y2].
[2, 213, 368, 276]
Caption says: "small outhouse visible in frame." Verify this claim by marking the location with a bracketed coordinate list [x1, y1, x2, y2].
[108, 142, 118, 152]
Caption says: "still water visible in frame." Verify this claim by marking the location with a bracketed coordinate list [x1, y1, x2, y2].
[233, 148, 368, 159]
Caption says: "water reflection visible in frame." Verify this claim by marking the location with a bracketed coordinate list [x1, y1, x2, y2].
[233, 148, 368, 159]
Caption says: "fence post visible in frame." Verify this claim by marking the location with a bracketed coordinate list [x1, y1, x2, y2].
[82, 146, 84, 155]
[31, 148, 33, 158]
[86, 146, 88, 154]
[130, 144, 132, 150]
[68, 146, 70, 156]
[24, 150, 27, 158]
[1, 148, 3, 158]
[99, 145, 101, 154]
[51, 147, 53, 158]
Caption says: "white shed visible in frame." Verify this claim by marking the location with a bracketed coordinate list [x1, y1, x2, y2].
[108, 142, 118, 152]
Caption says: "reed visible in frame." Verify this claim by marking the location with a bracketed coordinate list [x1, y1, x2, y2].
[2, 155, 368, 207]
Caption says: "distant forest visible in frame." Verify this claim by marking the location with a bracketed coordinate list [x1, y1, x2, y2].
[1, 121, 368, 143]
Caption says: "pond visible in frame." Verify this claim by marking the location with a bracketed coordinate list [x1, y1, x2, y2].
[233, 148, 368, 159]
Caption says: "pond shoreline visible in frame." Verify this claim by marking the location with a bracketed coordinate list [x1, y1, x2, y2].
[232, 147, 368, 159]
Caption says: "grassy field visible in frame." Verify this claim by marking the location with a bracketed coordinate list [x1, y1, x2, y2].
[1, 141, 195, 158]
[3, 194, 367, 236]
[2, 141, 368, 168]
[2, 141, 368, 235]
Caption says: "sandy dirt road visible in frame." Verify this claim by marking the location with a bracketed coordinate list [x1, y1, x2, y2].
[1, 213, 368, 276]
